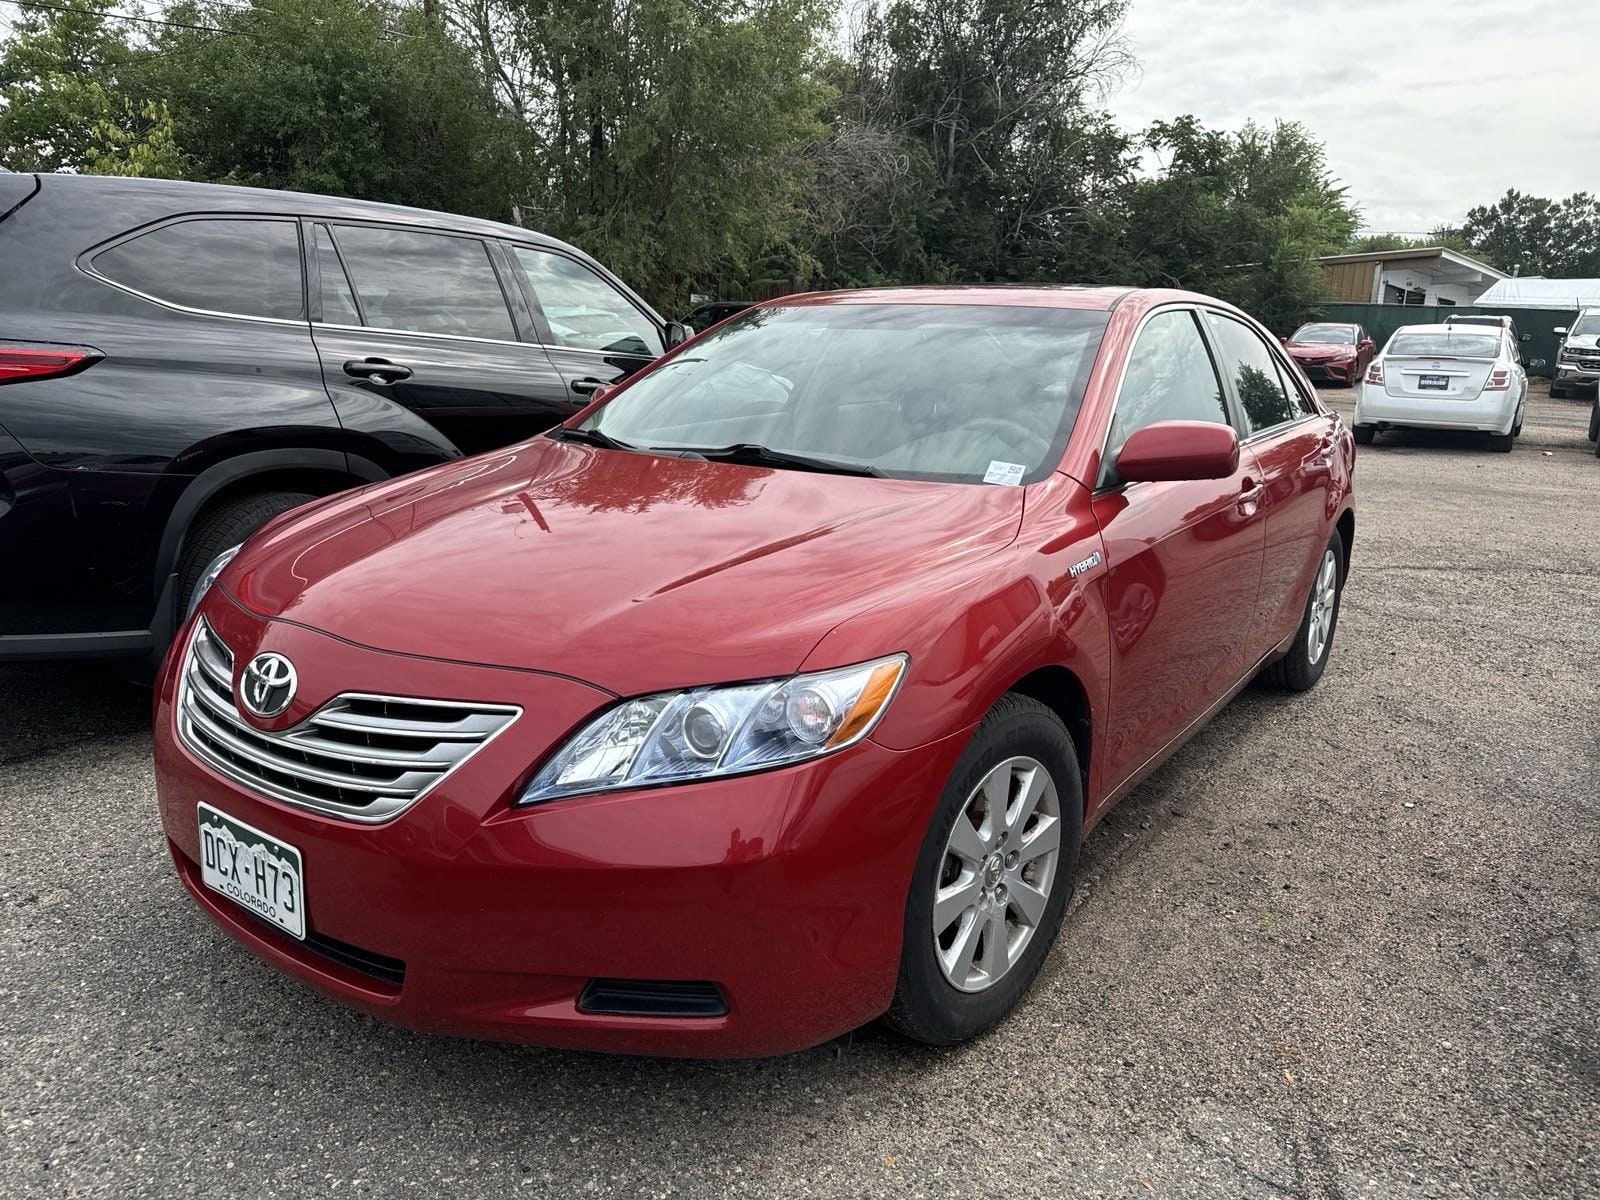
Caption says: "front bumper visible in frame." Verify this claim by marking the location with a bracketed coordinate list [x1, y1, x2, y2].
[1292, 357, 1359, 384]
[1355, 383, 1517, 434]
[1555, 361, 1600, 389]
[154, 598, 968, 1058]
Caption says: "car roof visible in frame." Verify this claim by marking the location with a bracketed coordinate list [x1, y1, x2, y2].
[760, 285, 1146, 311]
[1389, 323, 1500, 336]
[36, 172, 572, 251]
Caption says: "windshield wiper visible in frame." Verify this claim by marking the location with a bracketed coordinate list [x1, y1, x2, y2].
[657, 442, 888, 478]
[547, 425, 638, 451]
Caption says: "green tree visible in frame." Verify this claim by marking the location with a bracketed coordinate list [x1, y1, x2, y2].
[0, 0, 134, 172]
[138, 0, 523, 220]
[84, 99, 186, 178]
[450, 0, 833, 308]
[1461, 190, 1600, 278]
[1128, 117, 1358, 332]
[822, 0, 1135, 286]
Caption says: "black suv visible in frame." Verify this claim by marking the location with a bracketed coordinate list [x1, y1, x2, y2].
[0, 173, 685, 663]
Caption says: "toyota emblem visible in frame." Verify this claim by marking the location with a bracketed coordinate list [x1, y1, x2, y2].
[239, 652, 297, 718]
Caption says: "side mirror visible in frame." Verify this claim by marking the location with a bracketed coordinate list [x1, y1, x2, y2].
[1360, 338, 1375, 350]
[1552, 327, 1568, 337]
[1115, 421, 1240, 484]
[663, 321, 692, 350]
[1528, 358, 1547, 370]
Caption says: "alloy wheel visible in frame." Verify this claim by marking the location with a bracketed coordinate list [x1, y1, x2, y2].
[933, 756, 1061, 993]
[1307, 548, 1339, 665]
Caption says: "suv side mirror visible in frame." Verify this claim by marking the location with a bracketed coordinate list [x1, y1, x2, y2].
[1552, 327, 1568, 337]
[1115, 421, 1240, 483]
[663, 321, 692, 350]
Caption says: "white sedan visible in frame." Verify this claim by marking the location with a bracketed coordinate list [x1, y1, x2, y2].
[1354, 324, 1530, 452]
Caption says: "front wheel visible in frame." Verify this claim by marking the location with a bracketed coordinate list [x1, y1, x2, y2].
[1587, 398, 1598, 443]
[1259, 532, 1344, 692]
[886, 695, 1082, 1046]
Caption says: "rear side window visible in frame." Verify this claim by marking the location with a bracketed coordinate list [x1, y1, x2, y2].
[1107, 309, 1229, 452]
[92, 218, 304, 320]
[329, 225, 516, 341]
[1205, 312, 1299, 434]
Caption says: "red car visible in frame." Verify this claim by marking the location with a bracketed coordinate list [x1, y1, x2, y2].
[154, 287, 1356, 1057]
[1283, 321, 1376, 386]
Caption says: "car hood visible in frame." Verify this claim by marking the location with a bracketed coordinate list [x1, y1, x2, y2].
[225, 438, 1026, 695]
[1564, 334, 1600, 351]
[1287, 342, 1356, 359]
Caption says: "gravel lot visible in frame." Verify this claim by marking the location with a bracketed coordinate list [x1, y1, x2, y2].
[3, 383, 1597, 1199]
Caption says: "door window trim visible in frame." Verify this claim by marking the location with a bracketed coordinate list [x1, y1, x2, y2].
[76, 212, 309, 327]
[1094, 303, 1239, 492]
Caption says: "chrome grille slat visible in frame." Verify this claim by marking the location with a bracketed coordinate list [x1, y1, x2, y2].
[175, 619, 521, 823]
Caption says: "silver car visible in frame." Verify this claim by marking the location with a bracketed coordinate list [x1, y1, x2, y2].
[1354, 324, 1533, 453]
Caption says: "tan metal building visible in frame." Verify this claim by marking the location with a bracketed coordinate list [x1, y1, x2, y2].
[1320, 248, 1507, 306]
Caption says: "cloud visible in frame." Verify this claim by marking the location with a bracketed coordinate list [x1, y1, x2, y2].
[1110, 0, 1600, 231]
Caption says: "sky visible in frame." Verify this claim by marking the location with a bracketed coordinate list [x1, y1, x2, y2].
[1111, 0, 1600, 234]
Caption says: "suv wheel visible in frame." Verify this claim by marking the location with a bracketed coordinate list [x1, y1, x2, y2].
[886, 694, 1082, 1045]
[1588, 398, 1599, 443]
[178, 491, 315, 613]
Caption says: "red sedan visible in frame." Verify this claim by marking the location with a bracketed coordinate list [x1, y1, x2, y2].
[154, 287, 1356, 1057]
[1283, 321, 1376, 386]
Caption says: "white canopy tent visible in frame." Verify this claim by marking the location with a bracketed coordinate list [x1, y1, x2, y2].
[1473, 278, 1600, 310]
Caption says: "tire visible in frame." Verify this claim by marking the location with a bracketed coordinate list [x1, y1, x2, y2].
[1259, 531, 1344, 693]
[1550, 382, 1568, 400]
[177, 491, 315, 613]
[1587, 398, 1598, 443]
[1353, 425, 1376, 446]
[885, 694, 1083, 1046]
[1488, 432, 1514, 453]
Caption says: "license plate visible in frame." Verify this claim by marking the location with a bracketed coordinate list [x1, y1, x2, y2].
[1418, 375, 1449, 390]
[197, 802, 306, 940]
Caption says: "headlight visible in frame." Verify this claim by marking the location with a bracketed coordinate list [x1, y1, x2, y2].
[186, 544, 241, 619]
[517, 655, 907, 805]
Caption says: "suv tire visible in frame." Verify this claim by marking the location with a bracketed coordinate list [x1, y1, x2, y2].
[177, 491, 315, 614]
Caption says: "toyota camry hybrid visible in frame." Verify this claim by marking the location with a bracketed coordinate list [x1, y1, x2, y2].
[154, 286, 1356, 1058]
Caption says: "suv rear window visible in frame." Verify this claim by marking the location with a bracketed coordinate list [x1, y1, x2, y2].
[92, 218, 304, 320]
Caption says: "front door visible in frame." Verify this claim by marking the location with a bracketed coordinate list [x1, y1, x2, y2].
[502, 244, 663, 403]
[1091, 307, 1268, 794]
[308, 222, 574, 465]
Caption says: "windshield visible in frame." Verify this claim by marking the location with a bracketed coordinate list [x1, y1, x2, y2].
[1291, 324, 1356, 344]
[1571, 314, 1600, 337]
[582, 302, 1110, 484]
[1388, 332, 1500, 359]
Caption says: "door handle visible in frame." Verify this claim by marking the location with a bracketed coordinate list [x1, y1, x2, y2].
[569, 377, 612, 396]
[1238, 477, 1265, 512]
[343, 357, 413, 385]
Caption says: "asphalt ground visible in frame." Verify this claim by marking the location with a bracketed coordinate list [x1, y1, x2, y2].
[2, 382, 1597, 1199]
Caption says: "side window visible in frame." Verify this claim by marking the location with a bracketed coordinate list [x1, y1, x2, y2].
[512, 247, 662, 357]
[92, 218, 303, 320]
[1205, 312, 1299, 434]
[330, 225, 516, 341]
[313, 225, 361, 326]
[1107, 309, 1230, 453]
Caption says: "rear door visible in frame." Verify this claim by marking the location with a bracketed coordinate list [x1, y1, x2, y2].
[308, 222, 572, 464]
[1202, 310, 1338, 643]
[1091, 307, 1268, 794]
[502, 244, 663, 403]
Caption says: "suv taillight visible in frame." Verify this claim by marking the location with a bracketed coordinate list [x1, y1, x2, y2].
[1364, 362, 1383, 386]
[1484, 368, 1510, 391]
[0, 343, 102, 385]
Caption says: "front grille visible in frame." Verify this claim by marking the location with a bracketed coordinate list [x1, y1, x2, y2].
[176, 619, 520, 823]
[578, 979, 729, 1018]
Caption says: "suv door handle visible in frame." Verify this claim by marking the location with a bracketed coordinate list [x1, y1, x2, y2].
[569, 377, 611, 396]
[343, 357, 413, 385]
